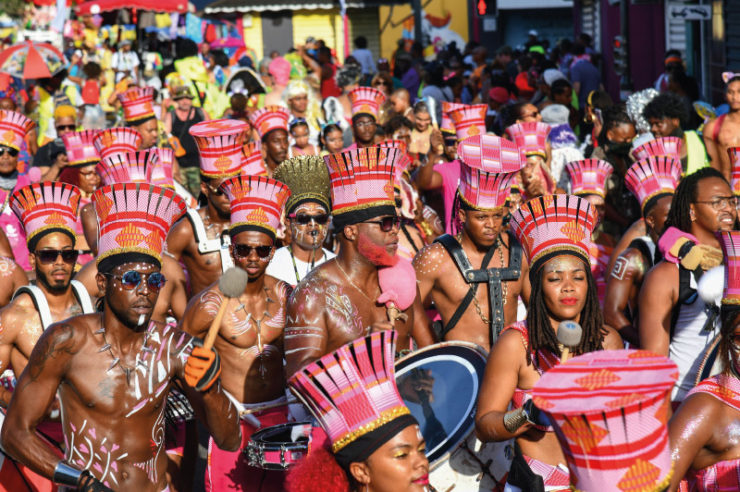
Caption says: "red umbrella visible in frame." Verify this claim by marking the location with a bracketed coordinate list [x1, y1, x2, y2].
[0, 41, 67, 79]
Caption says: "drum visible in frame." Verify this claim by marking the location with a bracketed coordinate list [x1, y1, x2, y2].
[164, 386, 195, 426]
[245, 421, 313, 470]
[396, 341, 512, 490]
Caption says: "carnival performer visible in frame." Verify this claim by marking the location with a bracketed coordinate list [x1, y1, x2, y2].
[344, 87, 386, 152]
[268, 155, 335, 286]
[414, 134, 529, 352]
[475, 194, 622, 490]
[249, 106, 290, 176]
[286, 330, 430, 492]
[704, 73, 740, 180]
[504, 121, 555, 200]
[1, 183, 240, 492]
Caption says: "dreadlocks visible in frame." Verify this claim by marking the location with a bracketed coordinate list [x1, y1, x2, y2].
[526, 257, 605, 363]
[664, 167, 726, 233]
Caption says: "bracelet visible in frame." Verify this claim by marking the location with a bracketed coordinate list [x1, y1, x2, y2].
[52, 461, 83, 487]
[503, 407, 528, 433]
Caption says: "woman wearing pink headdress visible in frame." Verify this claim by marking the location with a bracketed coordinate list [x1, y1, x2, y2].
[476, 195, 622, 491]
[504, 121, 556, 201]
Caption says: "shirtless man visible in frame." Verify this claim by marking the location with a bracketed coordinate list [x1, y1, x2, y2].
[414, 135, 530, 352]
[604, 156, 680, 346]
[285, 147, 434, 376]
[167, 119, 250, 296]
[703, 74, 740, 180]
[181, 175, 292, 491]
[0, 183, 240, 492]
[0, 256, 28, 307]
[249, 106, 289, 176]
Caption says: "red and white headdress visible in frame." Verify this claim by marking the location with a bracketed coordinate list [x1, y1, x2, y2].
[0, 110, 34, 151]
[10, 182, 81, 250]
[566, 159, 613, 198]
[117, 87, 156, 124]
[147, 148, 175, 188]
[62, 130, 100, 167]
[625, 156, 682, 214]
[630, 136, 683, 162]
[288, 330, 417, 468]
[532, 350, 678, 492]
[505, 122, 551, 159]
[93, 128, 142, 161]
[728, 147, 740, 196]
[456, 134, 524, 210]
[324, 146, 397, 229]
[97, 151, 152, 186]
[190, 119, 248, 179]
[441, 101, 466, 134]
[250, 105, 290, 139]
[448, 104, 487, 141]
[510, 194, 597, 272]
[377, 139, 412, 185]
[220, 175, 290, 240]
[719, 231, 740, 305]
[93, 183, 186, 273]
[348, 87, 386, 120]
[241, 142, 268, 177]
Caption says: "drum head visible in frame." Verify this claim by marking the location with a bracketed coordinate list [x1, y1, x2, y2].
[395, 342, 487, 465]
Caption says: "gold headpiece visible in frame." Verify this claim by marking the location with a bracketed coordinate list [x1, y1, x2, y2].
[274, 155, 331, 214]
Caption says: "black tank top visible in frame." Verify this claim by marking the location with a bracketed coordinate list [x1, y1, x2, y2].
[171, 107, 205, 169]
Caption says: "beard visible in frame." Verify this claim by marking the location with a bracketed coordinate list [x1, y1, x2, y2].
[357, 233, 398, 267]
[36, 268, 71, 294]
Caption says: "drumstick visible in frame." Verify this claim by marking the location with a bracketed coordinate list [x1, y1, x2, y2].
[239, 397, 298, 416]
[203, 267, 250, 351]
[557, 320, 582, 364]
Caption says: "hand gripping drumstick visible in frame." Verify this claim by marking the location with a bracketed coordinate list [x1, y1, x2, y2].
[557, 320, 583, 364]
[203, 267, 250, 350]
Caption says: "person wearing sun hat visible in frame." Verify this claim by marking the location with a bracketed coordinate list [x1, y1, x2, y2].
[250, 105, 291, 175]
[475, 194, 623, 491]
[344, 87, 386, 152]
[181, 174, 293, 492]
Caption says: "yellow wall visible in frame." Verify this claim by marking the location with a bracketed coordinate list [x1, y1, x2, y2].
[378, 0, 469, 59]
[242, 13, 264, 61]
[292, 10, 346, 64]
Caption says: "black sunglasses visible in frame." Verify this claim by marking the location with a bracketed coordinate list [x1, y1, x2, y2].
[206, 183, 225, 196]
[0, 147, 19, 157]
[291, 213, 329, 225]
[35, 249, 79, 264]
[233, 244, 273, 258]
[56, 124, 76, 132]
[364, 216, 401, 232]
[104, 270, 167, 291]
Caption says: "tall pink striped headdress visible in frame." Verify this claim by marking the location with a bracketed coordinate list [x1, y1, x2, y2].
[728, 147, 740, 196]
[93, 128, 142, 161]
[61, 130, 100, 167]
[97, 150, 152, 186]
[719, 231, 740, 305]
[441, 101, 466, 134]
[566, 159, 613, 198]
[190, 119, 248, 178]
[348, 87, 386, 119]
[220, 175, 290, 240]
[630, 136, 683, 162]
[624, 156, 682, 214]
[505, 122, 551, 158]
[0, 110, 34, 151]
[448, 104, 487, 141]
[10, 182, 81, 249]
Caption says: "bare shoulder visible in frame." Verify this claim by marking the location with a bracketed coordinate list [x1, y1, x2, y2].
[644, 260, 677, 284]
[601, 325, 624, 350]
[493, 327, 527, 355]
[166, 214, 195, 247]
[412, 242, 449, 275]
[266, 276, 293, 303]
[162, 254, 186, 279]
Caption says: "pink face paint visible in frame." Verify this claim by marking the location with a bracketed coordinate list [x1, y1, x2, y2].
[357, 232, 398, 267]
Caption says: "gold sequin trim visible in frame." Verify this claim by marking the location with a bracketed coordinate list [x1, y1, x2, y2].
[95, 246, 162, 267]
[332, 200, 396, 215]
[26, 225, 76, 244]
[331, 406, 411, 453]
[458, 192, 506, 212]
[231, 221, 276, 235]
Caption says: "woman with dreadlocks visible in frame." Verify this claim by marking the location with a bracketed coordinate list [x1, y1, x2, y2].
[475, 194, 622, 491]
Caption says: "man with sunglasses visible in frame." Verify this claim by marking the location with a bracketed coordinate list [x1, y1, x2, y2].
[268, 155, 335, 287]
[30, 105, 77, 182]
[250, 106, 290, 176]
[286, 147, 434, 378]
[181, 175, 293, 491]
[2, 183, 240, 492]
[343, 87, 386, 152]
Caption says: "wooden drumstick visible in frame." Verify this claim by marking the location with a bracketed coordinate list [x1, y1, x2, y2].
[239, 397, 299, 416]
[557, 320, 583, 364]
[203, 267, 250, 351]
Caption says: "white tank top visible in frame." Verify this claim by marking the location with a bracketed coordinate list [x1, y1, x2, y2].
[669, 267, 719, 401]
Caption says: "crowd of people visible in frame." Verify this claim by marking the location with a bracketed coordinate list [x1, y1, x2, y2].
[0, 20, 740, 492]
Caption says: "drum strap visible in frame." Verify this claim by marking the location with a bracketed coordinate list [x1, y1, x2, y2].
[185, 208, 234, 273]
[435, 232, 522, 346]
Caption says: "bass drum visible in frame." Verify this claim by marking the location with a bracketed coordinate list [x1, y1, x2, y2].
[396, 342, 512, 491]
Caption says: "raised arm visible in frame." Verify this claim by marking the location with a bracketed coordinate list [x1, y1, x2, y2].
[165, 217, 192, 262]
[637, 262, 677, 356]
[80, 203, 98, 256]
[414, 131, 445, 191]
[284, 285, 328, 377]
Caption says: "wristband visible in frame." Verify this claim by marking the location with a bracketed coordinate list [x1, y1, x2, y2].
[503, 407, 528, 433]
[53, 461, 83, 487]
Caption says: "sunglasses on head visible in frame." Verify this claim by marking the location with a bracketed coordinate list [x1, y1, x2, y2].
[105, 270, 167, 291]
[56, 124, 75, 132]
[364, 216, 401, 232]
[233, 243, 273, 258]
[35, 249, 79, 264]
[290, 213, 329, 225]
[0, 147, 19, 157]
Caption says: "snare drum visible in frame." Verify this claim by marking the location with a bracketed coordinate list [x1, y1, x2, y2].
[246, 421, 313, 470]
[396, 341, 512, 490]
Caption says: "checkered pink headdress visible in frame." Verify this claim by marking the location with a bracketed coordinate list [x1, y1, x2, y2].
[97, 150, 152, 186]
[10, 182, 81, 249]
[728, 147, 740, 196]
[93, 128, 142, 161]
[448, 104, 487, 141]
[190, 119, 249, 178]
[532, 350, 678, 492]
[288, 330, 415, 465]
[630, 136, 683, 162]
[348, 87, 386, 119]
[625, 156, 682, 214]
[117, 87, 156, 123]
[510, 194, 596, 272]
[719, 231, 740, 305]
[566, 159, 613, 198]
[250, 106, 290, 139]
[505, 122, 551, 158]
[93, 183, 186, 272]
[241, 142, 268, 176]
[62, 130, 101, 167]
[456, 134, 524, 210]
[441, 101, 466, 134]
[147, 148, 175, 188]
[220, 175, 290, 239]
[0, 110, 34, 151]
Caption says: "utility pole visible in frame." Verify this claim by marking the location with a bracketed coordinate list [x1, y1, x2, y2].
[619, 0, 633, 97]
[412, 0, 423, 45]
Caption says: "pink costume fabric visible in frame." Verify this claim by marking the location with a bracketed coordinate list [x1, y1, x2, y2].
[0, 173, 33, 270]
[433, 159, 461, 234]
[590, 242, 613, 306]
[74, 195, 93, 265]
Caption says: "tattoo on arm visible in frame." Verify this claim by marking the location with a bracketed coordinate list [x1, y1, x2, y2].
[24, 324, 76, 386]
